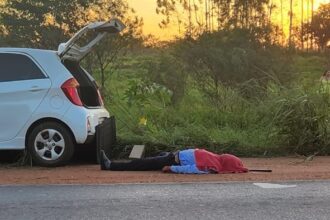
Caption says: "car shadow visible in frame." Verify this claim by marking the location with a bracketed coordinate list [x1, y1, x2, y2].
[0, 146, 98, 167]
[0, 150, 22, 165]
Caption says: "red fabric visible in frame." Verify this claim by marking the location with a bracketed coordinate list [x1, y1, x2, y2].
[194, 149, 248, 174]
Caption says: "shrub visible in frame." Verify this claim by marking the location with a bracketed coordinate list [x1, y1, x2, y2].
[273, 86, 330, 155]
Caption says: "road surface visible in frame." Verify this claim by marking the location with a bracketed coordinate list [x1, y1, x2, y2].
[1, 181, 329, 220]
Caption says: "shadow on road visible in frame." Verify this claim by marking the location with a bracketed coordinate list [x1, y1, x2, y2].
[0, 146, 98, 167]
[0, 151, 21, 164]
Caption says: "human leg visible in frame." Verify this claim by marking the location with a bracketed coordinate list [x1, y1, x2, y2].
[100, 150, 177, 171]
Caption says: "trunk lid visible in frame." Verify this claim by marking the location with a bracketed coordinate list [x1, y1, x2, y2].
[58, 19, 125, 61]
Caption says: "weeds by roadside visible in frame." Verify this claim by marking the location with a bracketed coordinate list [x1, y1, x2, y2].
[103, 53, 330, 157]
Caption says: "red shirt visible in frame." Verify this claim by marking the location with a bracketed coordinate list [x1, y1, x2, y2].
[194, 149, 248, 173]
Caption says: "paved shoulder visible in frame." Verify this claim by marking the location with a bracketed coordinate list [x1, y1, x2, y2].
[0, 181, 329, 220]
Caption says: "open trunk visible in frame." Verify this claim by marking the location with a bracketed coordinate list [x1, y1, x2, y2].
[58, 19, 125, 108]
[58, 19, 125, 62]
[63, 60, 101, 108]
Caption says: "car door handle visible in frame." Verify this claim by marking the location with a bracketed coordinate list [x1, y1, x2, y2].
[29, 86, 43, 92]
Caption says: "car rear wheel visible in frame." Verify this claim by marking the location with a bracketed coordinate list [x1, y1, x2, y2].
[27, 122, 74, 167]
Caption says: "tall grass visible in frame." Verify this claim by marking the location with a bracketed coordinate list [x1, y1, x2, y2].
[271, 84, 330, 155]
[99, 54, 330, 157]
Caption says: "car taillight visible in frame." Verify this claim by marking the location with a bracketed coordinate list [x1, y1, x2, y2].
[61, 78, 83, 106]
[97, 89, 104, 106]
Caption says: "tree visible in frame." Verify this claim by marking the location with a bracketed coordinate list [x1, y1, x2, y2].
[307, 3, 330, 51]
[0, 0, 143, 92]
[92, 16, 143, 91]
[0, 0, 141, 49]
[175, 27, 290, 102]
[156, 0, 271, 37]
[75, 0, 143, 92]
[143, 51, 187, 105]
[0, 0, 94, 48]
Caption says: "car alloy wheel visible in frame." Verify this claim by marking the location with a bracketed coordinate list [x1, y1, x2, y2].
[28, 121, 74, 166]
[34, 129, 65, 161]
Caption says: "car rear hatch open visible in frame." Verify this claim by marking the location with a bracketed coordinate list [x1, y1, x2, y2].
[58, 18, 125, 62]
[58, 19, 125, 108]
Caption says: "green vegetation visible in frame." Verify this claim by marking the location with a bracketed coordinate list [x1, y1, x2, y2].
[0, 0, 329, 157]
[95, 48, 330, 157]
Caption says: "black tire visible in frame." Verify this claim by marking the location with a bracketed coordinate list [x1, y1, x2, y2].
[27, 122, 74, 167]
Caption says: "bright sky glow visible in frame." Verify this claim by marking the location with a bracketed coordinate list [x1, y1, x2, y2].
[129, 0, 330, 40]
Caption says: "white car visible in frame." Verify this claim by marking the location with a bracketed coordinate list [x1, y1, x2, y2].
[0, 19, 124, 166]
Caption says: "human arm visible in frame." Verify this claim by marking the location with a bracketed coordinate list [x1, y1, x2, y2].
[169, 165, 208, 174]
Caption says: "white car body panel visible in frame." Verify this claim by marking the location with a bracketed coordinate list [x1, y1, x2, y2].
[0, 78, 51, 141]
[0, 50, 109, 150]
[0, 19, 124, 152]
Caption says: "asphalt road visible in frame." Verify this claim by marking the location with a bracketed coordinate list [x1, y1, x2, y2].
[0, 181, 329, 220]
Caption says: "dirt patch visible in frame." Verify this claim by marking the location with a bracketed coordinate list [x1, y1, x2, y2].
[1, 156, 330, 185]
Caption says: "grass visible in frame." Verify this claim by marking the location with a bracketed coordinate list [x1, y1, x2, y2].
[92, 52, 330, 157]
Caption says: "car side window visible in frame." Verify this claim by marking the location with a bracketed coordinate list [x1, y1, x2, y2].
[0, 53, 46, 82]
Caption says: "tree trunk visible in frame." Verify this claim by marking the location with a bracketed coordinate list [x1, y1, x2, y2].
[280, 0, 284, 46]
[269, 0, 272, 25]
[245, 0, 249, 28]
[211, 0, 214, 31]
[208, 0, 211, 31]
[188, 0, 192, 37]
[193, 0, 201, 28]
[217, 0, 221, 30]
[205, 0, 208, 32]
[310, 0, 314, 50]
[306, 0, 309, 51]
[289, 0, 293, 49]
[301, 0, 304, 50]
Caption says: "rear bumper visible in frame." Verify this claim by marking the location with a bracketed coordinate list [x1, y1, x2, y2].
[86, 108, 109, 135]
[62, 106, 110, 144]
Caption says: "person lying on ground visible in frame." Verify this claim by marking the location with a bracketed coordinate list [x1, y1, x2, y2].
[99, 148, 249, 174]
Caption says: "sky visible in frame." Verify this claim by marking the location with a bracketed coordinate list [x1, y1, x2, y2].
[128, 0, 330, 40]
[128, 0, 178, 40]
